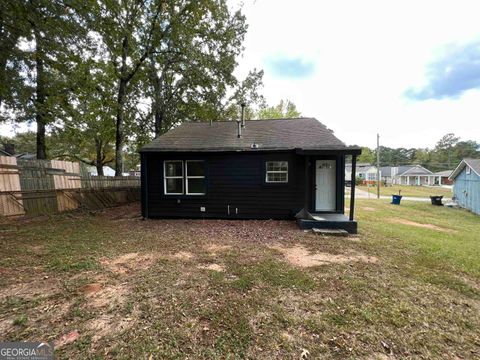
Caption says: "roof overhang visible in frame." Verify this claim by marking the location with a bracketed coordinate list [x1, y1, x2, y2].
[141, 147, 362, 155]
[295, 147, 362, 156]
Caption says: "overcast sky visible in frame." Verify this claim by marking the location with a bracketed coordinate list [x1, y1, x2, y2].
[231, 0, 480, 148]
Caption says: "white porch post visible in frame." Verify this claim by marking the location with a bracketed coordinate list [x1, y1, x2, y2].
[407, 176, 410, 185]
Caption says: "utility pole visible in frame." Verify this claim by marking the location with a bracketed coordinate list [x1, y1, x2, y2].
[377, 133, 381, 199]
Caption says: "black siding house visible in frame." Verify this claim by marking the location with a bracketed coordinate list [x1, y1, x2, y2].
[140, 118, 361, 233]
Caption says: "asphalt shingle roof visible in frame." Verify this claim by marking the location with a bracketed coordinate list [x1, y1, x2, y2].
[141, 118, 358, 152]
[465, 159, 480, 175]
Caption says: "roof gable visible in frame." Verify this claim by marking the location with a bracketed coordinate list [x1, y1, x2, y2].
[450, 158, 480, 179]
[398, 165, 432, 175]
[141, 118, 358, 153]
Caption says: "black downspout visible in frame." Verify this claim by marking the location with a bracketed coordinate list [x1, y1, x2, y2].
[141, 153, 149, 219]
[304, 156, 309, 211]
[349, 155, 357, 221]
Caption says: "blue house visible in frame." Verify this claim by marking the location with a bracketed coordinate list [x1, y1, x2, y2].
[449, 159, 480, 215]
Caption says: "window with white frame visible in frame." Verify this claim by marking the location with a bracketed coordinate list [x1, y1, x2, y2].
[164, 160, 184, 194]
[266, 161, 288, 183]
[367, 172, 376, 181]
[466, 166, 471, 175]
[186, 160, 206, 195]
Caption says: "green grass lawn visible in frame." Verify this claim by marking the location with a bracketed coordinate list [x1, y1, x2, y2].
[358, 184, 453, 198]
[0, 202, 479, 359]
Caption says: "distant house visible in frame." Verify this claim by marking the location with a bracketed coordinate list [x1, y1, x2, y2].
[86, 165, 116, 177]
[380, 165, 434, 185]
[431, 170, 454, 186]
[345, 163, 379, 185]
[0, 144, 36, 160]
[449, 159, 480, 215]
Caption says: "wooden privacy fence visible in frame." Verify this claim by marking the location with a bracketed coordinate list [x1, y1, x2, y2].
[0, 156, 140, 217]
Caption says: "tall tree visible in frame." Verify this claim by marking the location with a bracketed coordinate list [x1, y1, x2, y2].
[1, 0, 85, 159]
[145, 0, 250, 137]
[90, 0, 189, 175]
[223, 69, 265, 121]
[0, 1, 25, 111]
[50, 57, 117, 176]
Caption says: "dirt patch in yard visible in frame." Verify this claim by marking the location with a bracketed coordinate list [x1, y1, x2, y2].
[198, 263, 225, 272]
[80, 283, 103, 295]
[204, 243, 232, 255]
[0, 276, 61, 300]
[388, 218, 454, 233]
[87, 284, 129, 309]
[361, 207, 377, 211]
[101, 252, 158, 274]
[169, 251, 194, 261]
[269, 244, 378, 268]
[86, 314, 136, 343]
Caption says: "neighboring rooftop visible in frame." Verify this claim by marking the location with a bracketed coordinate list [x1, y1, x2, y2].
[380, 165, 432, 176]
[141, 118, 359, 152]
[433, 170, 454, 177]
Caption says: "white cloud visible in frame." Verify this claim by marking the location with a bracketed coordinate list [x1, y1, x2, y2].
[232, 0, 480, 148]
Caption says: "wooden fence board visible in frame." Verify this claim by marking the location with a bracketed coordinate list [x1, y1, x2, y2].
[0, 156, 24, 216]
[0, 158, 140, 217]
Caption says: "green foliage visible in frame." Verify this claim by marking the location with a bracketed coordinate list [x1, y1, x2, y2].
[357, 147, 375, 164]
[1, 0, 263, 170]
[255, 99, 301, 119]
[362, 133, 480, 171]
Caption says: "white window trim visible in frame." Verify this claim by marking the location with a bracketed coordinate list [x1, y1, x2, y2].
[466, 166, 471, 175]
[186, 160, 206, 195]
[265, 161, 289, 183]
[164, 160, 184, 195]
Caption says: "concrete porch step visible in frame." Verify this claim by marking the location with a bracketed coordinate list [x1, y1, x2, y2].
[312, 228, 349, 236]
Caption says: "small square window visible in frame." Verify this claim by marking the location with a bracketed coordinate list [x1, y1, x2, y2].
[266, 161, 288, 183]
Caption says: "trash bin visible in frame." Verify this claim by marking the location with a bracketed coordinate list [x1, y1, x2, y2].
[391, 195, 402, 205]
[430, 196, 444, 206]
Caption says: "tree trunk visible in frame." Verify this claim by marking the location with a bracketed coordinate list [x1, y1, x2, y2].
[95, 137, 104, 176]
[35, 32, 47, 160]
[114, 78, 126, 175]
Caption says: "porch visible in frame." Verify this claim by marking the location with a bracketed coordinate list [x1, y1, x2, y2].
[296, 149, 361, 234]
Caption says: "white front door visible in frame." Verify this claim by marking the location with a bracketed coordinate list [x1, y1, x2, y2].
[315, 160, 336, 211]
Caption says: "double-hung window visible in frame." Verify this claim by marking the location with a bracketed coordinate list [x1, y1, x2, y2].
[164, 160, 184, 194]
[266, 161, 288, 183]
[164, 160, 206, 195]
[186, 160, 206, 195]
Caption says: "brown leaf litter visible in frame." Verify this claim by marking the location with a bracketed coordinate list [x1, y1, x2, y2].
[388, 218, 455, 233]
[269, 244, 378, 268]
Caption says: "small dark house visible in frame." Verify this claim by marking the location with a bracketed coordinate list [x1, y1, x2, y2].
[140, 118, 361, 233]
